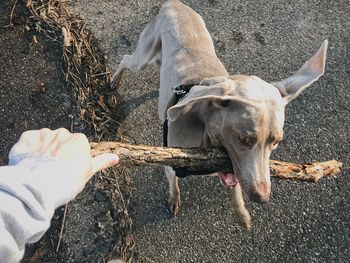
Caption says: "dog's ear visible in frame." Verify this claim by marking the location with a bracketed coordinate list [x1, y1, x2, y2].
[167, 83, 245, 147]
[199, 76, 228, 86]
[167, 83, 233, 122]
[272, 40, 328, 104]
[167, 86, 221, 147]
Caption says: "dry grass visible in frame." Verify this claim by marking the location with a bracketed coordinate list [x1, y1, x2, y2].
[26, 0, 122, 138]
[25, 0, 135, 261]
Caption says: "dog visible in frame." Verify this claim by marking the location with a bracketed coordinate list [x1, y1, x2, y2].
[112, 0, 328, 229]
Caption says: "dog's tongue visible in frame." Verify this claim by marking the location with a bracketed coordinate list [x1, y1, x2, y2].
[218, 173, 238, 190]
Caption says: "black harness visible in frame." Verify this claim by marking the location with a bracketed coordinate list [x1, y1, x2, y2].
[163, 84, 213, 178]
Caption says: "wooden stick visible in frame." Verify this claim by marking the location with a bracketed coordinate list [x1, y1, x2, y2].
[91, 142, 343, 182]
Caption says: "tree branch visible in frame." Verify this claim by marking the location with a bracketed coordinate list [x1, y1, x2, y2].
[91, 141, 343, 182]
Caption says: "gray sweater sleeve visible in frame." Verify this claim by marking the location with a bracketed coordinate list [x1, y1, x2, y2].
[0, 155, 82, 263]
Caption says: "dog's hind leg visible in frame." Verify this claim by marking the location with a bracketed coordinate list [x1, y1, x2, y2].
[164, 166, 181, 216]
[232, 184, 252, 230]
[111, 18, 162, 88]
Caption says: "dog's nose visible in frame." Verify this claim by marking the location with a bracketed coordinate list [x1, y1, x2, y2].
[250, 191, 270, 204]
[249, 182, 270, 204]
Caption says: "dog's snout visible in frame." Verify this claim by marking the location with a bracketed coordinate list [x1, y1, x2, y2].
[249, 182, 270, 204]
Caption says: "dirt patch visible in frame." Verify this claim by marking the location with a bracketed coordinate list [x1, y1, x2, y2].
[1, 1, 133, 262]
[0, 1, 70, 164]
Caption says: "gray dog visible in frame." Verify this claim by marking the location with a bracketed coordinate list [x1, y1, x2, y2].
[112, 0, 328, 229]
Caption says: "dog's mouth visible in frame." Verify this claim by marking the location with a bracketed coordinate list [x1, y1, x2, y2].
[217, 172, 238, 190]
[205, 142, 238, 190]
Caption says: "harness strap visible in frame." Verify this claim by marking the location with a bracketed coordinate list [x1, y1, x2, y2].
[163, 119, 169, 147]
[173, 84, 196, 103]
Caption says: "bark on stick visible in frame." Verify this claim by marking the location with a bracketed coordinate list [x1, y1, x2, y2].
[91, 141, 343, 182]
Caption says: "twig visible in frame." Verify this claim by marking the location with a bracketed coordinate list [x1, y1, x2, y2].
[8, 0, 19, 27]
[92, 71, 111, 78]
[56, 204, 68, 253]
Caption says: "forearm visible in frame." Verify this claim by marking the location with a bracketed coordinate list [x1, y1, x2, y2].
[0, 128, 118, 263]
[0, 159, 81, 263]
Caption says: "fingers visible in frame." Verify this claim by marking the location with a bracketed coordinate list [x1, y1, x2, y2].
[9, 128, 48, 159]
[51, 132, 90, 158]
[40, 128, 72, 153]
[11, 128, 119, 176]
[90, 153, 119, 175]
[10, 128, 77, 158]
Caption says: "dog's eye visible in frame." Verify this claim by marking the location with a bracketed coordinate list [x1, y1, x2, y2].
[211, 99, 230, 108]
[272, 139, 282, 148]
[218, 100, 230, 107]
[273, 140, 281, 145]
[269, 134, 283, 148]
[238, 134, 257, 147]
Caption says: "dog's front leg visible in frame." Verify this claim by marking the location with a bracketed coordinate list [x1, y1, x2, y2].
[164, 166, 181, 215]
[232, 183, 252, 230]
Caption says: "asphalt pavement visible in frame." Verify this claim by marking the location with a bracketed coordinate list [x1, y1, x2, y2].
[71, 0, 350, 262]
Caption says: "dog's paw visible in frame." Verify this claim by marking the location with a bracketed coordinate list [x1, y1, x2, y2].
[168, 195, 181, 216]
[242, 216, 252, 230]
[111, 68, 125, 89]
[234, 210, 252, 230]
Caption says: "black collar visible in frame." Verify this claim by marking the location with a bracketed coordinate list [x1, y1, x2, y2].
[172, 84, 196, 103]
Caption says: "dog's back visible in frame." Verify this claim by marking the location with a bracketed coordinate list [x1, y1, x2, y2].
[111, 0, 228, 120]
[157, 0, 228, 119]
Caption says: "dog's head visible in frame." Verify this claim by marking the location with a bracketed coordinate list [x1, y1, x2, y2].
[167, 40, 328, 203]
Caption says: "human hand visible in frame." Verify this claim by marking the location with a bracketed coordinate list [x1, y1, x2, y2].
[9, 128, 119, 193]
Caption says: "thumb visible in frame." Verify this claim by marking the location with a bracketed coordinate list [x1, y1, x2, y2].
[91, 153, 119, 175]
